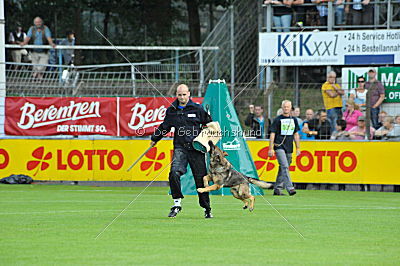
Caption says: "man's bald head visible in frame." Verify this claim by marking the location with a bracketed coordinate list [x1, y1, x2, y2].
[176, 84, 190, 106]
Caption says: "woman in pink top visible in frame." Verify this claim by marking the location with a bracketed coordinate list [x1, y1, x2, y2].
[343, 100, 363, 131]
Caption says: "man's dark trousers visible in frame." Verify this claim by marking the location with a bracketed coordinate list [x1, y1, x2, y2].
[169, 147, 210, 211]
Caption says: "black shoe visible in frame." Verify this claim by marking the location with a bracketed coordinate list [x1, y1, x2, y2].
[273, 189, 286, 196]
[168, 206, 182, 218]
[204, 210, 213, 219]
[289, 189, 297, 196]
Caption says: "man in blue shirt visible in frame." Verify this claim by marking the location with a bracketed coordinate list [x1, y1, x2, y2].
[21, 17, 56, 80]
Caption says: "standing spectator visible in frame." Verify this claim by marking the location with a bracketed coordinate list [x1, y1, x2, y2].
[335, 0, 345, 26]
[345, 0, 373, 26]
[264, 0, 293, 32]
[292, 0, 305, 27]
[20, 17, 56, 81]
[60, 30, 75, 65]
[331, 119, 351, 140]
[245, 105, 270, 138]
[321, 71, 344, 131]
[292, 106, 303, 125]
[300, 108, 315, 139]
[349, 116, 375, 140]
[303, 109, 332, 139]
[343, 99, 363, 131]
[312, 0, 330, 26]
[8, 23, 28, 68]
[349, 76, 368, 111]
[268, 100, 300, 196]
[365, 69, 385, 129]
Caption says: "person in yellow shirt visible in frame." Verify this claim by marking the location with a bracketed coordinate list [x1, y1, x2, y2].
[321, 71, 344, 132]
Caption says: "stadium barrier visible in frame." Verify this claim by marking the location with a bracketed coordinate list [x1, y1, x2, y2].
[0, 138, 398, 185]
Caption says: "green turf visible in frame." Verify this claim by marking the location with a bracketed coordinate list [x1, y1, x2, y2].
[0, 185, 399, 265]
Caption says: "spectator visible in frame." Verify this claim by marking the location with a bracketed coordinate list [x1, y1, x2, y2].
[395, 115, 400, 125]
[292, 0, 305, 27]
[321, 71, 344, 132]
[300, 108, 315, 139]
[20, 17, 56, 81]
[365, 69, 385, 129]
[277, 108, 283, 116]
[312, 0, 330, 26]
[349, 76, 368, 111]
[245, 105, 270, 138]
[292, 106, 303, 125]
[376, 111, 387, 129]
[335, 0, 345, 26]
[60, 30, 75, 65]
[375, 117, 400, 140]
[345, 0, 373, 26]
[343, 99, 363, 131]
[331, 119, 351, 140]
[8, 23, 28, 67]
[264, 0, 293, 32]
[349, 116, 375, 140]
[303, 109, 331, 139]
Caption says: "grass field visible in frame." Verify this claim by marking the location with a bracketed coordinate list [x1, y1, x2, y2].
[1, 184, 399, 265]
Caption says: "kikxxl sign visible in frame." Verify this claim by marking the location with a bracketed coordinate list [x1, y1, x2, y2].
[0, 139, 399, 185]
[5, 97, 203, 136]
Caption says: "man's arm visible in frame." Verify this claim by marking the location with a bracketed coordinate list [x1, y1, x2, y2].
[45, 27, 56, 48]
[373, 94, 385, 108]
[268, 132, 275, 157]
[20, 36, 31, 46]
[294, 132, 301, 156]
[150, 109, 173, 146]
[332, 84, 345, 95]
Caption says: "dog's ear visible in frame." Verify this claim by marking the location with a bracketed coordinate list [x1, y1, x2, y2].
[223, 151, 228, 156]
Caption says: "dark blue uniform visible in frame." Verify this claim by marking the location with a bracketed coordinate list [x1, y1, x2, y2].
[151, 99, 212, 211]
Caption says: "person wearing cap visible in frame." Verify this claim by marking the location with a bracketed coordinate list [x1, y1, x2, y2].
[8, 23, 28, 68]
[150, 84, 213, 219]
[348, 116, 375, 140]
[321, 71, 344, 133]
[365, 69, 385, 129]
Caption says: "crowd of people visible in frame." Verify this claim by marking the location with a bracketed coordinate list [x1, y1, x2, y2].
[263, 0, 375, 31]
[245, 69, 400, 141]
[8, 17, 75, 81]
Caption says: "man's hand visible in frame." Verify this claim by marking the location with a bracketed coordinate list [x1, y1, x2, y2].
[268, 148, 275, 158]
[150, 141, 157, 147]
[249, 104, 255, 114]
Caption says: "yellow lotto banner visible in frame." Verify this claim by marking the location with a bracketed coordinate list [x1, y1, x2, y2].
[0, 139, 399, 184]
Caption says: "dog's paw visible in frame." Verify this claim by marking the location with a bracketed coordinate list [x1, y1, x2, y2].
[197, 188, 206, 193]
[249, 207, 254, 212]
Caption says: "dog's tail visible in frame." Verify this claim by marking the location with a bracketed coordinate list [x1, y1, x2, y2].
[248, 177, 273, 189]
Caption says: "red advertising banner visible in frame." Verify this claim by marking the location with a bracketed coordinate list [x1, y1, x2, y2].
[5, 97, 118, 136]
[118, 97, 203, 136]
[5, 96, 203, 136]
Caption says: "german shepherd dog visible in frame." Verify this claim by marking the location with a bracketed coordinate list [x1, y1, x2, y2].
[197, 141, 272, 211]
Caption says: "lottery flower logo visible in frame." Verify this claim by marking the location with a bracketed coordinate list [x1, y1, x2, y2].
[254, 146, 276, 175]
[26, 147, 52, 176]
[140, 147, 165, 176]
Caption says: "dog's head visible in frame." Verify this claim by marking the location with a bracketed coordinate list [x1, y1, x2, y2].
[208, 141, 228, 164]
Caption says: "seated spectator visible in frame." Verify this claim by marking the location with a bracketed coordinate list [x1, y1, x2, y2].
[245, 105, 270, 138]
[345, 0, 373, 26]
[264, 0, 293, 32]
[331, 119, 351, 140]
[395, 115, 400, 125]
[375, 117, 400, 140]
[60, 30, 75, 65]
[349, 76, 367, 111]
[303, 110, 331, 139]
[300, 108, 315, 139]
[343, 99, 363, 131]
[349, 116, 375, 140]
[376, 111, 388, 129]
